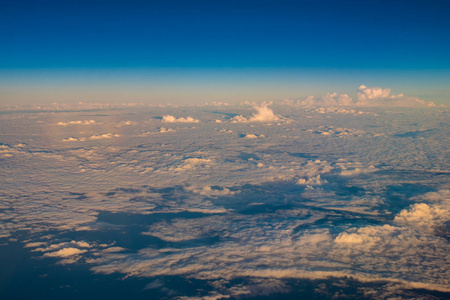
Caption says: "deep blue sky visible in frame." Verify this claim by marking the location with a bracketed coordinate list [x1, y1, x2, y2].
[1, 0, 449, 104]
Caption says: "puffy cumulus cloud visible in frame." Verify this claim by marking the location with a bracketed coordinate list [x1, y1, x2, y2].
[357, 85, 435, 107]
[337, 161, 377, 176]
[185, 185, 236, 196]
[315, 107, 367, 115]
[332, 222, 450, 289]
[299, 93, 354, 107]
[394, 203, 449, 229]
[231, 103, 281, 123]
[62, 133, 120, 142]
[172, 157, 213, 171]
[308, 126, 366, 137]
[88, 133, 120, 140]
[44, 247, 87, 258]
[335, 225, 397, 246]
[0, 143, 30, 158]
[297, 175, 327, 186]
[56, 120, 97, 126]
[162, 115, 200, 123]
[116, 120, 136, 127]
[27, 240, 92, 253]
[298, 160, 334, 178]
[61, 137, 80, 142]
[357, 85, 391, 100]
[158, 127, 175, 133]
[0, 144, 16, 158]
[241, 133, 264, 139]
[244, 133, 258, 139]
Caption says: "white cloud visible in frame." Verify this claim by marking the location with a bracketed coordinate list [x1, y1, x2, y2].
[61, 137, 80, 142]
[242, 133, 265, 139]
[297, 175, 327, 186]
[44, 247, 87, 258]
[162, 115, 200, 123]
[337, 161, 377, 176]
[116, 120, 136, 126]
[2, 105, 449, 299]
[88, 133, 120, 140]
[56, 120, 97, 126]
[308, 126, 367, 137]
[231, 103, 281, 123]
[172, 157, 213, 171]
[299, 93, 354, 107]
[62, 133, 120, 142]
[0, 144, 16, 158]
[394, 202, 449, 229]
[357, 85, 435, 107]
[158, 127, 175, 133]
[186, 185, 236, 196]
[290, 85, 434, 108]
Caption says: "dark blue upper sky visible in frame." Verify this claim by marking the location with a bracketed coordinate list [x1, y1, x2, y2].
[2, 0, 449, 70]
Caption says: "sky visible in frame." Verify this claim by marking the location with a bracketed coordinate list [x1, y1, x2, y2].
[1, 0, 449, 105]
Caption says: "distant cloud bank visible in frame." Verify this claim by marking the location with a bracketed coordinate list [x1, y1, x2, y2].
[162, 115, 200, 123]
[356, 85, 436, 107]
[294, 85, 436, 108]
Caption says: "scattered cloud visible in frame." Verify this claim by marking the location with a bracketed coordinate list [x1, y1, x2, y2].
[62, 133, 120, 142]
[162, 115, 200, 123]
[56, 120, 97, 126]
[337, 161, 377, 176]
[286, 85, 435, 108]
[297, 175, 327, 186]
[158, 127, 175, 133]
[299, 92, 354, 106]
[186, 185, 236, 196]
[395, 202, 449, 230]
[88, 133, 120, 140]
[231, 103, 281, 123]
[44, 247, 87, 258]
[357, 85, 435, 107]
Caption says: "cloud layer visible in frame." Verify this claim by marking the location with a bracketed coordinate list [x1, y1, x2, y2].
[0, 104, 448, 299]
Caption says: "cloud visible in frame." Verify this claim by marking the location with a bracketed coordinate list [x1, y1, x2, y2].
[43, 247, 87, 258]
[299, 93, 354, 106]
[241, 133, 265, 139]
[0, 144, 16, 158]
[231, 103, 281, 123]
[56, 120, 97, 126]
[117, 120, 136, 126]
[2, 105, 449, 299]
[186, 185, 236, 196]
[337, 161, 377, 176]
[143, 279, 165, 290]
[315, 107, 367, 115]
[357, 85, 435, 107]
[308, 126, 367, 137]
[158, 127, 175, 133]
[162, 115, 200, 123]
[297, 175, 327, 186]
[88, 133, 120, 140]
[291, 85, 435, 108]
[62, 133, 120, 142]
[394, 202, 449, 229]
[172, 157, 213, 171]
